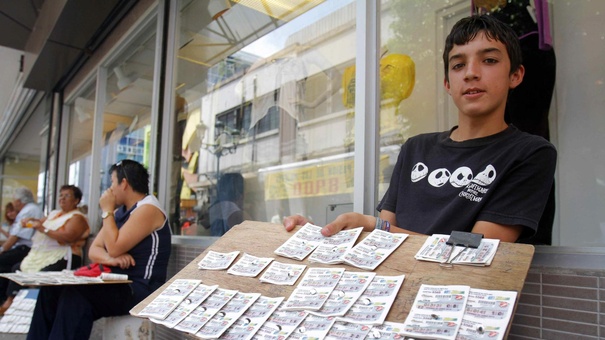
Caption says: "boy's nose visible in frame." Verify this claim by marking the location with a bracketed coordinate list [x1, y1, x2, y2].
[464, 61, 480, 80]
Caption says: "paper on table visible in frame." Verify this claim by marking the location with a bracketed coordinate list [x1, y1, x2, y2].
[283, 267, 345, 311]
[220, 295, 284, 340]
[287, 314, 336, 340]
[401, 284, 470, 340]
[0, 271, 103, 285]
[100, 273, 128, 281]
[227, 253, 274, 277]
[136, 279, 201, 320]
[150, 284, 218, 328]
[252, 302, 308, 340]
[195, 292, 261, 339]
[455, 288, 517, 340]
[341, 230, 408, 270]
[274, 223, 325, 260]
[337, 275, 405, 325]
[415, 235, 499, 266]
[308, 271, 376, 317]
[450, 239, 499, 266]
[365, 321, 408, 339]
[197, 250, 240, 270]
[258, 261, 306, 285]
[173, 288, 238, 334]
[324, 321, 373, 339]
[308, 227, 363, 264]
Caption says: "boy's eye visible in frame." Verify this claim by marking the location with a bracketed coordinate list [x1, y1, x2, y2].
[484, 58, 498, 64]
[452, 63, 464, 70]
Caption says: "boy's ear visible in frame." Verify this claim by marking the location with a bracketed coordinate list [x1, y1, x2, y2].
[509, 65, 525, 89]
[444, 77, 451, 94]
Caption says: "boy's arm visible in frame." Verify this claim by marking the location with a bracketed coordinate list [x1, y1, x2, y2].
[380, 210, 424, 236]
[471, 221, 523, 242]
[384, 211, 523, 241]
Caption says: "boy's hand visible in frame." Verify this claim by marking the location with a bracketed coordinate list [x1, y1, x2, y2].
[321, 212, 373, 236]
[283, 213, 374, 237]
[284, 215, 309, 231]
[282, 215, 308, 232]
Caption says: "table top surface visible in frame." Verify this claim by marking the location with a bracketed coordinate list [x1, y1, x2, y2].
[131, 220, 534, 325]
[0, 272, 131, 286]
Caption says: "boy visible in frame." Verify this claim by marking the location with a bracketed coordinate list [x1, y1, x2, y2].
[284, 15, 556, 242]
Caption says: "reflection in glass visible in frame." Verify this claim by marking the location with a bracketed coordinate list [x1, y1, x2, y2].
[68, 86, 96, 210]
[173, 0, 356, 236]
[101, 21, 157, 190]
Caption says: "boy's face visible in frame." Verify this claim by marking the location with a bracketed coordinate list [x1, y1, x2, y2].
[444, 31, 524, 120]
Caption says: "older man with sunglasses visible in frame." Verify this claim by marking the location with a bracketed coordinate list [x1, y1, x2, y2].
[0, 188, 43, 303]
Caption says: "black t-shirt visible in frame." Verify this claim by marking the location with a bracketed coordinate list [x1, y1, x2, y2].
[378, 125, 556, 238]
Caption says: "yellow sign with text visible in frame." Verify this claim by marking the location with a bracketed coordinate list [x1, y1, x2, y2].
[264, 156, 389, 200]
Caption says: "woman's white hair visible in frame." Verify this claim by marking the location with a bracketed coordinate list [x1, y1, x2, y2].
[13, 187, 34, 204]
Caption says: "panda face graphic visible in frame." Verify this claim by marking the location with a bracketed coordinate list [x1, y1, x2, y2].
[411, 162, 428, 182]
[472, 164, 497, 186]
[450, 167, 473, 188]
[428, 168, 451, 187]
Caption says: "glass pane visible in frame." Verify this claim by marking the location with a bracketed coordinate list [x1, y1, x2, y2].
[101, 20, 157, 190]
[1, 155, 40, 212]
[173, 0, 356, 236]
[68, 85, 96, 212]
[554, 1, 605, 246]
[379, 0, 464, 199]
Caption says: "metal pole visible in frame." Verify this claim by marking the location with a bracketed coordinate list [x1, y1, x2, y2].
[216, 152, 221, 182]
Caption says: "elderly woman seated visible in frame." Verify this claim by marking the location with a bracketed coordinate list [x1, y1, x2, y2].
[0, 184, 90, 314]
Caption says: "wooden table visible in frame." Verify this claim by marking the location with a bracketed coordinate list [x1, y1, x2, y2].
[130, 220, 534, 333]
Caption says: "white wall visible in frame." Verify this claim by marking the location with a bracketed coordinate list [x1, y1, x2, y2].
[553, 0, 605, 246]
[0, 47, 22, 121]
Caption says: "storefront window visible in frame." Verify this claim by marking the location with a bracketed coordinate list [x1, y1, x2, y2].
[554, 0, 605, 246]
[101, 21, 157, 190]
[173, 0, 356, 236]
[377, 1, 471, 199]
[1, 156, 40, 210]
[374, 0, 605, 247]
[67, 85, 96, 211]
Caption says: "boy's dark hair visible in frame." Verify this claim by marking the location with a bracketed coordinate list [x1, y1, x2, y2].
[60, 184, 83, 202]
[443, 14, 522, 82]
[109, 159, 150, 195]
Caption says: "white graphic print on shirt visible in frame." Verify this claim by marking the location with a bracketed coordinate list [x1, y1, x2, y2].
[410, 162, 497, 203]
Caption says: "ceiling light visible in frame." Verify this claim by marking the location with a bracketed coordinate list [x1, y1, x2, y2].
[113, 66, 136, 90]
[75, 105, 91, 123]
[74, 97, 94, 123]
[208, 0, 231, 20]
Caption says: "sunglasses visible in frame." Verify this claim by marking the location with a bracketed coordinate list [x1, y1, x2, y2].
[115, 161, 130, 184]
